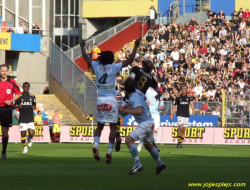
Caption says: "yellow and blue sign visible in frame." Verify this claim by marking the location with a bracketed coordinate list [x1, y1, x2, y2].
[0, 33, 11, 50]
[0, 32, 41, 52]
[83, 0, 158, 18]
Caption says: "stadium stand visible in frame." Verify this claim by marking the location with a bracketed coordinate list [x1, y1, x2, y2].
[85, 8, 250, 127]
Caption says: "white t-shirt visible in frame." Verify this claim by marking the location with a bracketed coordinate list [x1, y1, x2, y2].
[16, 26, 24, 34]
[212, 111, 220, 116]
[171, 51, 180, 61]
[150, 9, 155, 19]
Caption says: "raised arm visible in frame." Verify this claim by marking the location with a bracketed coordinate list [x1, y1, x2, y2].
[80, 40, 92, 68]
[122, 38, 141, 67]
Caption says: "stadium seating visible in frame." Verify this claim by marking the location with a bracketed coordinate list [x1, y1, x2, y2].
[1, 21, 8, 32]
[7, 21, 12, 27]
[35, 94, 80, 124]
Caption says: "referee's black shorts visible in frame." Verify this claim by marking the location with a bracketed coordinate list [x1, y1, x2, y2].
[0, 106, 13, 128]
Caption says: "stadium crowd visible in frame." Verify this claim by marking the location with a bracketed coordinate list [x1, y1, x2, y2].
[114, 8, 250, 127]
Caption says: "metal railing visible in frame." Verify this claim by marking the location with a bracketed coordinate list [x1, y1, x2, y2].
[225, 93, 250, 127]
[64, 16, 145, 61]
[161, 100, 222, 116]
[50, 39, 98, 121]
[161, 0, 210, 25]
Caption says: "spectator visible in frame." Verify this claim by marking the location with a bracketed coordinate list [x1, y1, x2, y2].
[86, 44, 92, 58]
[92, 43, 101, 60]
[157, 49, 166, 62]
[124, 43, 133, 53]
[190, 17, 198, 26]
[7, 62, 14, 77]
[50, 109, 63, 142]
[118, 49, 126, 61]
[34, 111, 43, 126]
[149, 5, 157, 30]
[16, 22, 26, 34]
[170, 0, 180, 21]
[7, 27, 15, 33]
[43, 86, 49, 94]
[217, 10, 225, 25]
[32, 23, 42, 34]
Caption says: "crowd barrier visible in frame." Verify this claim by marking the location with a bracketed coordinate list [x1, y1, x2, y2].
[0, 126, 50, 143]
[3, 124, 249, 145]
[60, 125, 250, 145]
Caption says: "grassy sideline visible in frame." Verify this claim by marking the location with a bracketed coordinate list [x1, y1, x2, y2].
[0, 143, 249, 190]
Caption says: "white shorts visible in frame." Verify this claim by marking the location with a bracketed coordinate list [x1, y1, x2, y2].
[19, 122, 35, 132]
[96, 96, 118, 124]
[177, 116, 189, 128]
[129, 120, 155, 144]
[152, 114, 160, 130]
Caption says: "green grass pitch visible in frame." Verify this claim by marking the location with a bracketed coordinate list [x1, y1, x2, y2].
[0, 143, 249, 190]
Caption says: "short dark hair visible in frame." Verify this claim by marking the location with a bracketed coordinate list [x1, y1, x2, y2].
[23, 82, 30, 87]
[124, 78, 136, 94]
[142, 60, 154, 73]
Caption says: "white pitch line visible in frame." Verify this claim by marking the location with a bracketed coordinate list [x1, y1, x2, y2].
[166, 153, 250, 158]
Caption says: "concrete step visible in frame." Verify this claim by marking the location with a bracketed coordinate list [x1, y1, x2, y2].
[34, 94, 80, 124]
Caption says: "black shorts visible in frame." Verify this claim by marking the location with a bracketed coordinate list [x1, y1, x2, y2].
[0, 106, 13, 127]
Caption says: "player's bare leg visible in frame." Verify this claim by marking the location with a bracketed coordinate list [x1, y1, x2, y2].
[1, 127, 9, 159]
[177, 124, 185, 148]
[27, 129, 35, 147]
[106, 123, 116, 164]
[21, 131, 28, 153]
[92, 123, 104, 161]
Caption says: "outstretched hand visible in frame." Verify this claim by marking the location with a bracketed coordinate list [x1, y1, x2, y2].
[135, 38, 142, 47]
[80, 40, 86, 48]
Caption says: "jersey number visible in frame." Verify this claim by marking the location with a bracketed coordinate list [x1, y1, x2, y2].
[98, 73, 108, 84]
[137, 75, 147, 90]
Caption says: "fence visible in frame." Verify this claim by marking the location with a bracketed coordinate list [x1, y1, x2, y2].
[225, 93, 250, 128]
[50, 39, 97, 121]
[64, 16, 145, 61]
[161, 0, 210, 25]
[162, 100, 221, 115]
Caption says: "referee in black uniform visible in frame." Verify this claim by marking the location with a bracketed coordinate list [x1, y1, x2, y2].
[170, 85, 196, 148]
[0, 65, 20, 160]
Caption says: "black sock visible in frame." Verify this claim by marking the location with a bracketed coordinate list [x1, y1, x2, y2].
[2, 136, 9, 154]
[177, 136, 182, 145]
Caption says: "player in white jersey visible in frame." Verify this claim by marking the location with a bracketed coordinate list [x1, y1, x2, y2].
[137, 86, 163, 152]
[119, 78, 166, 175]
[80, 38, 141, 164]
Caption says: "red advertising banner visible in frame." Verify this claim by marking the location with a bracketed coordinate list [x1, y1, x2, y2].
[0, 125, 51, 143]
[60, 126, 250, 145]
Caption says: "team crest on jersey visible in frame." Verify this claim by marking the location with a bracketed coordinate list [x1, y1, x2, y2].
[97, 104, 112, 111]
[6, 89, 11, 94]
